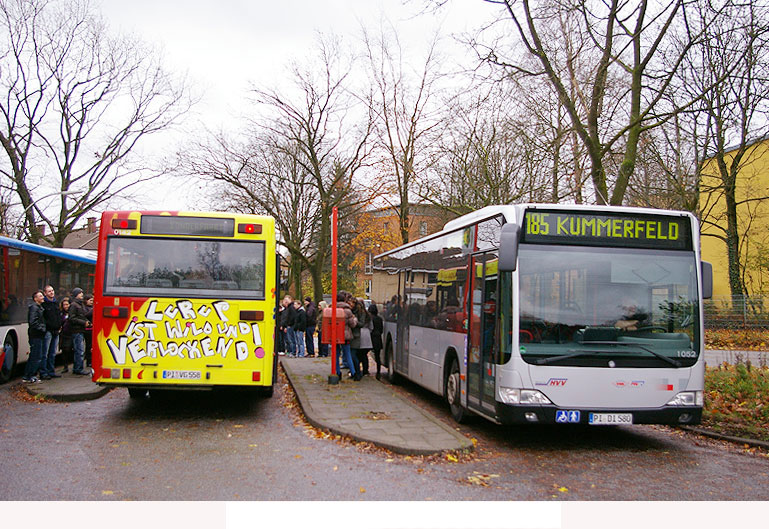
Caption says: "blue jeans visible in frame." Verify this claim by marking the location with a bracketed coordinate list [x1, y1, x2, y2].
[42, 331, 59, 377]
[285, 328, 296, 356]
[73, 333, 86, 373]
[24, 337, 44, 379]
[305, 325, 315, 357]
[336, 343, 356, 377]
[294, 330, 305, 357]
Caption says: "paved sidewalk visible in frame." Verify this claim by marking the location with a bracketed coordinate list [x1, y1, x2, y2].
[24, 371, 109, 402]
[281, 357, 474, 455]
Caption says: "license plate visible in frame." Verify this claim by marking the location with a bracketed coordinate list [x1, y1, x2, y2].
[589, 413, 633, 425]
[162, 370, 202, 380]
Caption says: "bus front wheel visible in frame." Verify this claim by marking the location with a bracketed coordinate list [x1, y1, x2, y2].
[446, 357, 468, 423]
[384, 341, 399, 384]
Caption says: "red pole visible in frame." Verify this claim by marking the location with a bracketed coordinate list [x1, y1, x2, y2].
[330, 207, 339, 381]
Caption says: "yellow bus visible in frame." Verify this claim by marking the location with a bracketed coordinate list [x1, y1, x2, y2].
[92, 211, 278, 398]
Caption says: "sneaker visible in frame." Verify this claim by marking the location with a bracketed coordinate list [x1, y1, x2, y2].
[23, 376, 41, 383]
[278, 352, 285, 356]
[73, 370, 90, 376]
[41, 375, 51, 380]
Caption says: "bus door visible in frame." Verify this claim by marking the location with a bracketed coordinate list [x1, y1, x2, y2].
[467, 251, 499, 415]
[395, 268, 412, 375]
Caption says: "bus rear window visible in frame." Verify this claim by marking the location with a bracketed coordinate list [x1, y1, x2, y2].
[104, 238, 266, 300]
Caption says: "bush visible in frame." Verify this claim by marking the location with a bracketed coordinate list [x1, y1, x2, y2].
[703, 363, 769, 441]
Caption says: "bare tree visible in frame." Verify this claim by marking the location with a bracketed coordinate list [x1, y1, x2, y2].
[687, 2, 769, 299]
[186, 37, 374, 302]
[0, 0, 190, 245]
[456, 0, 727, 206]
[362, 22, 445, 244]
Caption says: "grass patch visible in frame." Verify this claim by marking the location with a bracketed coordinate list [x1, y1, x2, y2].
[703, 362, 769, 442]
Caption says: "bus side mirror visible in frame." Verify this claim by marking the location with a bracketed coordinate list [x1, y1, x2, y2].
[498, 223, 519, 272]
[701, 261, 713, 299]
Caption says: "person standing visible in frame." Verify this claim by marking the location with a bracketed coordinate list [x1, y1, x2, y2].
[292, 300, 307, 358]
[316, 300, 329, 357]
[22, 291, 46, 383]
[304, 297, 317, 358]
[68, 288, 90, 375]
[84, 294, 94, 368]
[279, 295, 297, 357]
[350, 297, 372, 378]
[369, 303, 384, 380]
[59, 297, 73, 373]
[336, 291, 358, 381]
[40, 285, 62, 380]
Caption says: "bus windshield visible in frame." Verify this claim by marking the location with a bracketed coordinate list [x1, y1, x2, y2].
[104, 237, 266, 300]
[518, 245, 700, 367]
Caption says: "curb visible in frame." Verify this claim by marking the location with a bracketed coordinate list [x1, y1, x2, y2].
[281, 360, 473, 456]
[681, 426, 769, 450]
[24, 384, 111, 402]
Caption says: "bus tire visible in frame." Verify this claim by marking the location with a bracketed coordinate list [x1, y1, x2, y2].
[128, 387, 148, 399]
[384, 339, 399, 384]
[0, 335, 17, 384]
[446, 356, 468, 423]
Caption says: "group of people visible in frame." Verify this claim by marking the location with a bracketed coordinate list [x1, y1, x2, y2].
[23, 286, 94, 383]
[278, 295, 318, 358]
[279, 291, 384, 382]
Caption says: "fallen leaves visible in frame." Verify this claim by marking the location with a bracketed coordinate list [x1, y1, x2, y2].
[465, 471, 500, 487]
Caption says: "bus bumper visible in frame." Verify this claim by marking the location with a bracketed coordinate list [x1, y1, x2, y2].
[494, 402, 702, 426]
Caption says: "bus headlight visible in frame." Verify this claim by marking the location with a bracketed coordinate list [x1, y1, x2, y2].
[666, 391, 703, 407]
[499, 388, 553, 405]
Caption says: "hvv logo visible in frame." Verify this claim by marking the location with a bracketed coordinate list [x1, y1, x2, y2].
[536, 378, 568, 387]
[556, 410, 581, 423]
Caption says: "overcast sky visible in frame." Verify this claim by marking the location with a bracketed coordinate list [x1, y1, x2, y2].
[97, 2, 494, 208]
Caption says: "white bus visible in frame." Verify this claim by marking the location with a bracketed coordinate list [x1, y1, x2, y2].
[372, 204, 711, 425]
[0, 235, 96, 383]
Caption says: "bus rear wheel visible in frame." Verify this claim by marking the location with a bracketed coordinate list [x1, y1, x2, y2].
[128, 387, 148, 399]
[446, 357, 468, 423]
[0, 338, 16, 384]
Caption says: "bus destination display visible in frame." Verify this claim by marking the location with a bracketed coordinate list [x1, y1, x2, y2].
[140, 216, 235, 237]
[522, 210, 692, 250]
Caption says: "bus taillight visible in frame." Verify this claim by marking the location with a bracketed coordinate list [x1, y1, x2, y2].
[238, 223, 262, 234]
[111, 218, 137, 230]
[252, 371, 261, 382]
[103, 306, 128, 318]
[123, 368, 131, 379]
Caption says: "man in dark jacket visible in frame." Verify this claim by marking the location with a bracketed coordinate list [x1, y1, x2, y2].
[68, 288, 90, 375]
[40, 285, 62, 380]
[304, 297, 317, 357]
[279, 296, 297, 356]
[23, 291, 46, 383]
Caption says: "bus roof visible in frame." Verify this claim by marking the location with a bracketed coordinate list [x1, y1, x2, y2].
[0, 235, 97, 265]
[375, 203, 698, 260]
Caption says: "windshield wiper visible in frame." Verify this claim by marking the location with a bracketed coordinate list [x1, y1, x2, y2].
[537, 341, 682, 367]
[580, 340, 681, 367]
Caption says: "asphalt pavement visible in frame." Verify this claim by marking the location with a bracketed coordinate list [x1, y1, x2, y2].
[16, 348, 767, 453]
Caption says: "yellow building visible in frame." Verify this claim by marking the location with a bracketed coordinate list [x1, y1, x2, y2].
[699, 136, 769, 298]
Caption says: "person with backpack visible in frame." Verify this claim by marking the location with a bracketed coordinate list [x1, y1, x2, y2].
[59, 297, 73, 373]
[336, 291, 358, 380]
[67, 288, 91, 375]
[279, 295, 297, 357]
